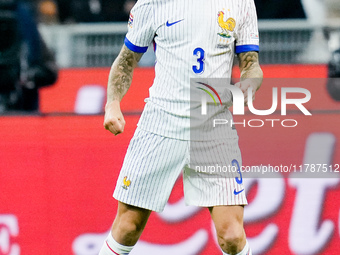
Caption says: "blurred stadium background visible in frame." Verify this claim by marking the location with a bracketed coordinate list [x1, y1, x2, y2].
[1, 0, 340, 255]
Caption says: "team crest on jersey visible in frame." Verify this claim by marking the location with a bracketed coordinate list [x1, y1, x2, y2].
[128, 13, 134, 28]
[122, 176, 131, 190]
[216, 11, 236, 49]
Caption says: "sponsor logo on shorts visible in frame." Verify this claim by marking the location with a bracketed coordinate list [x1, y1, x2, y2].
[232, 159, 244, 196]
[233, 189, 244, 195]
[122, 176, 131, 190]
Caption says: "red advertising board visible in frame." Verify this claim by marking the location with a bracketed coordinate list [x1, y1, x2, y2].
[0, 65, 340, 255]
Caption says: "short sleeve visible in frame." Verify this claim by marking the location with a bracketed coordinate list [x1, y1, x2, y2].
[235, 0, 260, 54]
[124, 0, 155, 53]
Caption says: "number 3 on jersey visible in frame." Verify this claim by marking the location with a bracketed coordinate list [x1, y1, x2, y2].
[192, 48, 205, 74]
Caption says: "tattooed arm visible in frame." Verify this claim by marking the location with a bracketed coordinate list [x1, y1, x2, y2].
[103, 45, 143, 135]
[236, 51, 263, 104]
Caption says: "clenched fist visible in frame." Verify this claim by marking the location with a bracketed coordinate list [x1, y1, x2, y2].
[103, 101, 126, 136]
[235, 79, 261, 106]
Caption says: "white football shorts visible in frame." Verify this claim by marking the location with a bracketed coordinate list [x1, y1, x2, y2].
[113, 127, 247, 212]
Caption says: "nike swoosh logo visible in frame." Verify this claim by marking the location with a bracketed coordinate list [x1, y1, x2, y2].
[166, 19, 184, 27]
[233, 189, 244, 195]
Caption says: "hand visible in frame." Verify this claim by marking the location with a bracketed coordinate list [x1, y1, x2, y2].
[235, 79, 261, 106]
[103, 101, 126, 136]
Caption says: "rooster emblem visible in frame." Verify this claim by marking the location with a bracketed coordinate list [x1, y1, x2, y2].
[122, 176, 131, 190]
[217, 11, 236, 38]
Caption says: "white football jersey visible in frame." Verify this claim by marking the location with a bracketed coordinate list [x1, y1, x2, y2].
[125, 0, 260, 140]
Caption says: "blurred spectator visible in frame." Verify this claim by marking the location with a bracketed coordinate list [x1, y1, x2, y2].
[0, 0, 58, 113]
[324, 0, 340, 19]
[0, 0, 20, 108]
[323, 0, 340, 52]
[54, 0, 71, 23]
[38, 0, 59, 24]
[324, 0, 340, 101]
[69, 0, 104, 23]
[254, 0, 306, 19]
[327, 49, 340, 101]
[300, 0, 326, 25]
[102, 0, 128, 22]
[122, 0, 136, 18]
[54, 0, 136, 23]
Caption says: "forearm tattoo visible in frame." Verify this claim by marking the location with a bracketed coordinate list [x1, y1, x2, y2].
[239, 51, 258, 70]
[107, 45, 143, 102]
[237, 51, 263, 91]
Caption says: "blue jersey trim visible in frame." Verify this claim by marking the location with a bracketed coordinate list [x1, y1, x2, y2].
[235, 45, 260, 54]
[124, 38, 148, 53]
